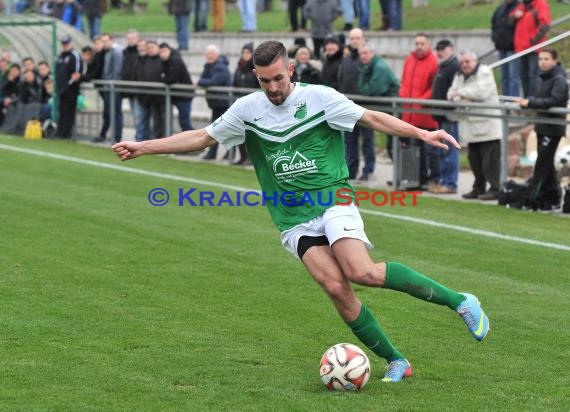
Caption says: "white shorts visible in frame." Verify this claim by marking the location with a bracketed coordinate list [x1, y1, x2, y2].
[280, 204, 374, 258]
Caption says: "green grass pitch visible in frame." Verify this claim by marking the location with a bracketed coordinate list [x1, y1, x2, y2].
[1, 135, 568, 411]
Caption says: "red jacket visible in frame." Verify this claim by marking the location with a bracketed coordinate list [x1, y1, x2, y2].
[511, 0, 551, 53]
[399, 50, 438, 129]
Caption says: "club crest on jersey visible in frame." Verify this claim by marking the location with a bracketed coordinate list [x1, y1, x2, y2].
[293, 101, 307, 120]
[272, 150, 317, 181]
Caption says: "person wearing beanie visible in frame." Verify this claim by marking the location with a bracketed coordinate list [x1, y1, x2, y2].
[159, 42, 194, 136]
[321, 36, 344, 90]
[287, 37, 307, 59]
[234, 43, 255, 87]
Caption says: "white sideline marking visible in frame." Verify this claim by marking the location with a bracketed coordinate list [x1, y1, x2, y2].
[0, 144, 254, 192]
[2, 143, 569, 252]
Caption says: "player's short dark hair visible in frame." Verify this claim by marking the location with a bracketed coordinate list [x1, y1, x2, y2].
[82, 46, 93, 54]
[540, 48, 558, 60]
[22, 56, 34, 64]
[37, 60, 49, 67]
[253, 41, 287, 67]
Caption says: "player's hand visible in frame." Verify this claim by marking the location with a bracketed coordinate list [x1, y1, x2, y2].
[422, 129, 461, 150]
[112, 141, 144, 161]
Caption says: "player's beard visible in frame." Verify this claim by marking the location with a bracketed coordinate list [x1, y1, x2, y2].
[265, 83, 293, 106]
[266, 90, 285, 105]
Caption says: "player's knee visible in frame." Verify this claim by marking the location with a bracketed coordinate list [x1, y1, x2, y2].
[344, 265, 382, 286]
[345, 268, 369, 284]
[322, 280, 351, 300]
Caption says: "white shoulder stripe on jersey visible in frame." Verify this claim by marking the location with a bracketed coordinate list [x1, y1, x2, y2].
[244, 114, 329, 143]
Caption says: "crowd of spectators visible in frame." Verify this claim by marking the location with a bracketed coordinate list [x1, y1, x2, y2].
[3, 0, 566, 207]
[79, 30, 195, 143]
[0, 52, 54, 135]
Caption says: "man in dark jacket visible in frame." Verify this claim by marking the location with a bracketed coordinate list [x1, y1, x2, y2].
[1, 64, 21, 108]
[37, 61, 52, 106]
[159, 42, 194, 133]
[321, 35, 344, 90]
[81, 46, 100, 82]
[55, 35, 82, 139]
[338, 28, 361, 96]
[516, 49, 568, 211]
[141, 40, 165, 139]
[430, 39, 460, 195]
[491, 0, 520, 97]
[0, 64, 21, 129]
[121, 31, 140, 85]
[197, 44, 231, 160]
[121, 30, 144, 141]
[133, 39, 152, 141]
[20, 69, 43, 104]
[338, 28, 373, 180]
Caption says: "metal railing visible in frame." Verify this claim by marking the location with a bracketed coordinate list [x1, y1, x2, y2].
[81, 80, 570, 189]
[345, 94, 570, 188]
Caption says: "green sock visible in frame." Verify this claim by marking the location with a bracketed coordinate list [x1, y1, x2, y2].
[346, 303, 404, 362]
[385, 262, 465, 310]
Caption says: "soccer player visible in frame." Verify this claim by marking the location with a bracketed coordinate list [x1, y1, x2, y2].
[112, 41, 490, 383]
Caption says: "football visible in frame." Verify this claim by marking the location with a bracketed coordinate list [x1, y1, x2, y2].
[319, 343, 371, 391]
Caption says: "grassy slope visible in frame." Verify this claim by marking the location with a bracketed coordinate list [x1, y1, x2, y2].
[100, 0, 570, 33]
[1, 135, 569, 411]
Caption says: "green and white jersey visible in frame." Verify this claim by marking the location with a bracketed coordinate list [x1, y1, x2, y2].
[205, 83, 365, 231]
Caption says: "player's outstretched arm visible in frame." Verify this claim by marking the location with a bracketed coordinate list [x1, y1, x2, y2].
[112, 129, 217, 161]
[357, 109, 461, 151]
